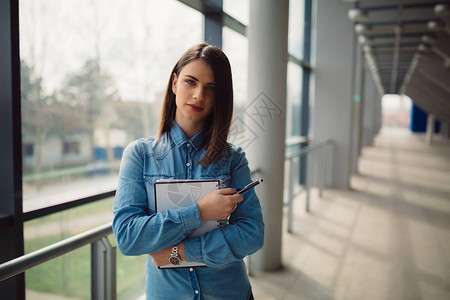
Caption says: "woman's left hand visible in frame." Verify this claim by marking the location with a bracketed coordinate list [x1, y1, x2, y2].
[149, 242, 186, 266]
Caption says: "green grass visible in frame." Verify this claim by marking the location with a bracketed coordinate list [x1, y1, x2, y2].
[25, 238, 146, 300]
[25, 240, 91, 299]
[25, 198, 147, 299]
[25, 197, 115, 238]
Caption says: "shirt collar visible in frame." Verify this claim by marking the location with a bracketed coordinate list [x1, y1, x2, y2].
[170, 121, 204, 150]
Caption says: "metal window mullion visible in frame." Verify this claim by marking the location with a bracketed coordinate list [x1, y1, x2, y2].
[287, 157, 295, 233]
[102, 237, 116, 300]
[0, 0, 24, 298]
[91, 239, 107, 300]
[91, 237, 116, 300]
[204, 0, 223, 48]
[299, 0, 313, 186]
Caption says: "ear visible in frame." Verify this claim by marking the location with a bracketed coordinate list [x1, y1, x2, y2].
[171, 73, 178, 95]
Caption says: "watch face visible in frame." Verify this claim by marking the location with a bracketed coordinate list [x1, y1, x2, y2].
[169, 256, 181, 265]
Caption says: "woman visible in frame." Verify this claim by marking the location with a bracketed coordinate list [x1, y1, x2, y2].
[113, 43, 264, 300]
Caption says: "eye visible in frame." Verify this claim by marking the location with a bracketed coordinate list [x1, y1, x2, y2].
[185, 79, 196, 85]
[206, 85, 216, 92]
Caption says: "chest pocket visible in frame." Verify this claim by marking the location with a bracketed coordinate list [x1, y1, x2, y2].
[144, 174, 175, 213]
[201, 174, 232, 188]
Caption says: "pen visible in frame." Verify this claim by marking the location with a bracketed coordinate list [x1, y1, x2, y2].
[235, 179, 263, 194]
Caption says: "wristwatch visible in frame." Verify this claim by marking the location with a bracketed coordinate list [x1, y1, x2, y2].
[169, 244, 181, 265]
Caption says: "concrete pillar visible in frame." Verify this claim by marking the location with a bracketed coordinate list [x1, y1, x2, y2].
[363, 64, 382, 146]
[362, 65, 377, 147]
[441, 122, 450, 139]
[350, 42, 363, 174]
[426, 114, 435, 145]
[374, 88, 382, 135]
[311, 0, 354, 188]
[246, 0, 288, 272]
[357, 49, 366, 158]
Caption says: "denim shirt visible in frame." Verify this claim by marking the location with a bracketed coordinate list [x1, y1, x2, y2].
[112, 122, 265, 300]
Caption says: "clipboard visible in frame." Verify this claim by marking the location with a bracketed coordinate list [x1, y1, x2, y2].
[154, 179, 224, 268]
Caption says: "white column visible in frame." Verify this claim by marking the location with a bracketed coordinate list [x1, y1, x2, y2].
[362, 66, 376, 147]
[374, 87, 383, 135]
[426, 114, 435, 145]
[311, 0, 354, 188]
[246, 0, 289, 272]
[441, 122, 450, 139]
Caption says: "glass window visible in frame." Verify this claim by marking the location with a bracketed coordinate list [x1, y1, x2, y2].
[288, 0, 305, 59]
[19, 0, 202, 212]
[286, 62, 303, 138]
[222, 27, 248, 109]
[63, 141, 80, 155]
[223, 0, 249, 25]
[222, 26, 251, 149]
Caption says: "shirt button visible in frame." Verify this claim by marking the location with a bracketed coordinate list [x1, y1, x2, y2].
[189, 268, 194, 272]
[186, 162, 191, 167]
[195, 290, 199, 294]
[186, 143, 191, 147]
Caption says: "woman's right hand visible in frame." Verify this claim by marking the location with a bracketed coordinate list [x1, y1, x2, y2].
[197, 188, 243, 221]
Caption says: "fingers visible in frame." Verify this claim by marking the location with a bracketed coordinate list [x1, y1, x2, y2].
[234, 194, 244, 202]
[228, 195, 242, 214]
[230, 194, 243, 205]
[215, 189, 243, 201]
[199, 189, 244, 220]
[217, 188, 238, 195]
[217, 193, 242, 217]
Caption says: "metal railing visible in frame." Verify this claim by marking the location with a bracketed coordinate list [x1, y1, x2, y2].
[0, 222, 116, 300]
[285, 140, 333, 233]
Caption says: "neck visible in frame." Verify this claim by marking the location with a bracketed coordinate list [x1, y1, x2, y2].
[174, 117, 204, 139]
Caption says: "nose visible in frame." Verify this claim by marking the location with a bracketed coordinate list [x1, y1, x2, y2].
[193, 86, 205, 102]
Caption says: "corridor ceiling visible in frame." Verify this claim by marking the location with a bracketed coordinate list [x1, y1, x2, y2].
[347, 0, 450, 123]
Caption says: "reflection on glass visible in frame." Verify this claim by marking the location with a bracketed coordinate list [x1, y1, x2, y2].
[19, 0, 202, 212]
[288, 0, 305, 59]
[287, 62, 303, 138]
[223, 0, 249, 25]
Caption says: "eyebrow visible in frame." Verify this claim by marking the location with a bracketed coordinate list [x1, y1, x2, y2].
[184, 75, 215, 86]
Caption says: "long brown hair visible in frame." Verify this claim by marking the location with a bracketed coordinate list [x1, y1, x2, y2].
[157, 43, 234, 166]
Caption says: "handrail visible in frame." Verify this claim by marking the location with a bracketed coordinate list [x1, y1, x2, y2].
[285, 139, 333, 232]
[250, 168, 261, 176]
[285, 140, 331, 160]
[0, 221, 113, 282]
[285, 136, 308, 147]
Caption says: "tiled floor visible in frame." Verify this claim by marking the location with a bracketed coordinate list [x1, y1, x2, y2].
[250, 128, 450, 300]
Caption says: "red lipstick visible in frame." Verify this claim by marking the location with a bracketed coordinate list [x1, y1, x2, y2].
[187, 104, 204, 112]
